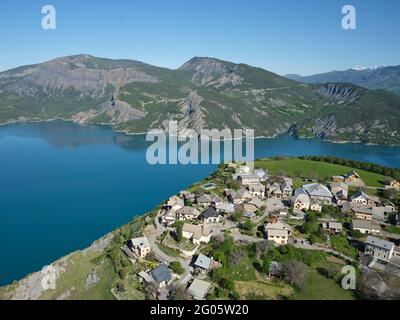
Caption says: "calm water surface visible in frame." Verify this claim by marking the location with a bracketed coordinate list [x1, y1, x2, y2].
[1, 121, 399, 285]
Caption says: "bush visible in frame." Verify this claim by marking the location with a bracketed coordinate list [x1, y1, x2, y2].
[169, 261, 185, 275]
[230, 211, 243, 222]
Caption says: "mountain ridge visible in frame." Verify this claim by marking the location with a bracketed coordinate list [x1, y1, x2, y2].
[1, 54, 400, 145]
[285, 65, 400, 95]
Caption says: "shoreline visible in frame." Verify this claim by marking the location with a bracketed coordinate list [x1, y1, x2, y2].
[1, 118, 400, 146]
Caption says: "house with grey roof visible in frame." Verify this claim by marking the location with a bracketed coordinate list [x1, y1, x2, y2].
[237, 188, 253, 201]
[215, 202, 235, 214]
[350, 190, 380, 207]
[352, 206, 373, 220]
[196, 194, 212, 207]
[331, 182, 349, 204]
[365, 236, 395, 263]
[129, 237, 151, 258]
[150, 264, 173, 288]
[243, 197, 264, 212]
[302, 183, 333, 204]
[199, 207, 220, 223]
[352, 219, 381, 234]
[187, 279, 211, 300]
[238, 174, 260, 186]
[209, 193, 223, 205]
[193, 253, 211, 273]
[226, 189, 242, 204]
[165, 195, 184, 210]
[281, 182, 293, 198]
[243, 210, 256, 219]
[264, 220, 292, 245]
[344, 170, 361, 183]
[247, 183, 266, 197]
[322, 221, 343, 234]
[254, 168, 269, 181]
[176, 206, 200, 221]
[267, 183, 283, 200]
[291, 190, 310, 211]
[162, 209, 177, 226]
[182, 223, 212, 244]
[269, 261, 283, 277]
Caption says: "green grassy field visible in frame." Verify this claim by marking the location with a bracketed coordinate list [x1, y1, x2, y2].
[329, 235, 359, 260]
[235, 278, 293, 299]
[291, 261, 356, 300]
[255, 158, 387, 187]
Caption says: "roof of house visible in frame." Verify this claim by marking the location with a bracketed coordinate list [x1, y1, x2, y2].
[238, 174, 260, 180]
[331, 182, 349, 191]
[138, 271, 153, 283]
[281, 183, 293, 191]
[209, 193, 221, 203]
[254, 169, 268, 180]
[248, 183, 265, 192]
[246, 197, 263, 209]
[151, 264, 172, 284]
[187, 279, 211, 299]
[194, 254, 211, 270]
[292, 192, 310, 204]
[345, 170, 360, 178]
[167, 195, 184, 206]
[332, 175, 345, 180]
[265, 220, 292, 232]
[228, 190, 241, 200]
[267, 228, 289, 237]
[283, 177, 293, 185]
[130, 237, 150, 247]
[328, 222, 343, 230]
[350, 190, 380, 203]
[176, 206, 200, 216]
[243, 211, 256, 219]
[237, 188, 251, 198]
[303, 183, 333, 198]
[366, 236, 394, 251]
[269, 261, 283, 275]
[215, 202, 235, 212]
[200, 207, 219, 219]
[310, 200, 322, 206]
[352, 219, 381, 231]
[352, 206, 373, 215]
[182, 223, 211, 239]
[236, 165, 252, 174]
[196, 194, 212, 203]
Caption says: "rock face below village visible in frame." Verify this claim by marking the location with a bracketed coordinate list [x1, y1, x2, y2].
[1, 55, 400, 144]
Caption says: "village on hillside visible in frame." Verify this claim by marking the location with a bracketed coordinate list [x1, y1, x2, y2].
[121, 160, 400, 300]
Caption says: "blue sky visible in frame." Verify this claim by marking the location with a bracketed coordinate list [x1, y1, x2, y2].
[0, 0, 399, 75]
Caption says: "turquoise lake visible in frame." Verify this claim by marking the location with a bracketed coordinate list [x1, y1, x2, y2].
[1, 121, 400, 285]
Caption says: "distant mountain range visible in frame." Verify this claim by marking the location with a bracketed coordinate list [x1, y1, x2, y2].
[286, 65, 400, 95]
[0, 55, 400, 145]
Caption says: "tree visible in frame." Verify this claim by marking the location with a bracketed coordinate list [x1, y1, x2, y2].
[242, 220, 255, 231]
[219, 277, 235, 291]
[383, 188, 400, 201]
[281, 260, 308, 290]
[261, 255, 271, 274]
[169, 261, 185, 275]
[230, 211, 243, 222]
[173, 221, 184, 242]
